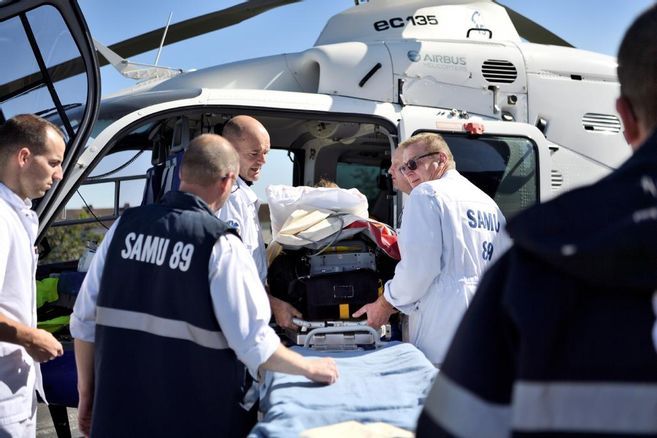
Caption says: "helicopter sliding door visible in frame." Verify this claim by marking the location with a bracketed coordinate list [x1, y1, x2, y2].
[399, 106, 552, 218]
[0, 0, 101, 233]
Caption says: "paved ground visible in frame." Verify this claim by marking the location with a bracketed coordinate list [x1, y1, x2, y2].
[36, 404, 80, 438]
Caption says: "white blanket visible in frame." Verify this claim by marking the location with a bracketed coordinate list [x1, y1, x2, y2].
[266, 185, 369, 249]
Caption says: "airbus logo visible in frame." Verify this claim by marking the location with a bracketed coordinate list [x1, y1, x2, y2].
[407, 50, 421, 62]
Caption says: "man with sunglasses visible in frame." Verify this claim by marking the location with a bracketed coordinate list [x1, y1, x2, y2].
[354, 132, 508, 366]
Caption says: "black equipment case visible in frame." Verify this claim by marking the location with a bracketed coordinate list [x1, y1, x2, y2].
[268, 239, 384, 322]
[289, 269, 379, 320]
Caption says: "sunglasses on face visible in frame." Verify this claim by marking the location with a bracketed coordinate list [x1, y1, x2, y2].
[398, 152, 440, 174]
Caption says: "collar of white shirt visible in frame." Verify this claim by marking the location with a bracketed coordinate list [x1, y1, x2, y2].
[0, 182, 32, 210]
[237, 177, 259, 206]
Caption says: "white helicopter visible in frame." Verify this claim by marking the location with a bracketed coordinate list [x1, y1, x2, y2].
[43, 0, 632, 236]
[0, 0, 633, 434]
[2, 0, 630, 238]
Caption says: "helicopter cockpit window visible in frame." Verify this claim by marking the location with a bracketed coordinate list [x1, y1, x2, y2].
[0, 5, 88, 141]
[415, 131, 538, 218]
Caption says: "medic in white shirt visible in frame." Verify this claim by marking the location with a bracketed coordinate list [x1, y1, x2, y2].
[0, 115, 65, 436]
[354, 132, 510, 366]
[71, 134, 337, 437]
[217, 115, 302, 329]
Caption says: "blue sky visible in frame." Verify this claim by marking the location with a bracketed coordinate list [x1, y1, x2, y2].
[77, 0, 654, 97]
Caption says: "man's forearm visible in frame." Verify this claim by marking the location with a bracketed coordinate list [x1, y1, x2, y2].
[75, 339, 96, 437]
[74, 339, 96, 396]
[0, 313, 64, 362]
[0, 313, 36, 347]
[258, 344, 338, 384]
[259, 344, 309, 376]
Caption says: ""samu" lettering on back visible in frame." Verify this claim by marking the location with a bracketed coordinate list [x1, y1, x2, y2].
[120, 233, 195, 272]
[466, 209, 501, 233]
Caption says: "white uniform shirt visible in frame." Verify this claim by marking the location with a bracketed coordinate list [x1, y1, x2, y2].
[70, 218, 280, 378]
[0, 183, 44, 424]
[217, 177, 267, 284]
[384, 170, 510, 365]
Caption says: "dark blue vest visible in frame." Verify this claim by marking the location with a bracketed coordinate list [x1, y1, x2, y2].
[92, 191, 249, 437]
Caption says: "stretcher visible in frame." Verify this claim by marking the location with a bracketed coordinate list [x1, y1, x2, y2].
[248, 341, 437, 437]
[285, 319, 389, 349]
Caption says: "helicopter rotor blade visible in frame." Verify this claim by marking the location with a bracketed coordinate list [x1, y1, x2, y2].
[106, 0, 301, 63]
[0, 0, 300, 102]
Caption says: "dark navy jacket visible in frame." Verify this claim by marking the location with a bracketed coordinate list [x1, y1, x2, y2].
[417, 131, 657, 437]
[91, 191, 249, 438]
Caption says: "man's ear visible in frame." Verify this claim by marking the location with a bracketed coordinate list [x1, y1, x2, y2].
[616, 96, 640, 147]
[17, 147, 31, 167]
[429, 158, 443, 180]
[219, 172, 235, 196]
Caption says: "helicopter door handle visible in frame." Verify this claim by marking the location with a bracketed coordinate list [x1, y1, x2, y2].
[467, 28, 493, 39]
[488, 85, 500, 114]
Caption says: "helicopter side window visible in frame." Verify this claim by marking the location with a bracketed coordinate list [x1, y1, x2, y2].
[40, 144, 152, 266]
[335, 162, 381, 207]
[415, 131, 538, 219]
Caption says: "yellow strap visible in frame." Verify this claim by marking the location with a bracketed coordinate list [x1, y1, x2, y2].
[339, 303, 350, 320]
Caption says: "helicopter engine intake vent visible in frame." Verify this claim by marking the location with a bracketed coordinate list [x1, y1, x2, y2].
[581, 113, 621, 134]
[551, 169, 564, 191]
[481, 59, 517, 83]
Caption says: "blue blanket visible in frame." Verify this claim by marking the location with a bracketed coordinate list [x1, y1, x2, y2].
[249, 342, 437, 437]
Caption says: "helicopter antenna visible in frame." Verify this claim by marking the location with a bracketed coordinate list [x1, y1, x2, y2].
[154, 12, 173, 66]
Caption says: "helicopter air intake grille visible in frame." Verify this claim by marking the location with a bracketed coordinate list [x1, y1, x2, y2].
[581, 113, 621, 134]
[551, 169, 563, 191]
[481, 60, 517, 83]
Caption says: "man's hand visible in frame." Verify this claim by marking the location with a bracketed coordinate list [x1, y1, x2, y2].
[260, 344, 339, 385]
[269, 295, 302, 329]
[0, 314, 62, 361]
[77, 391, 93, 437]
[352, 295, 396, 329]
[24, 328, 63, 362]
[303, 357, 339, 384]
